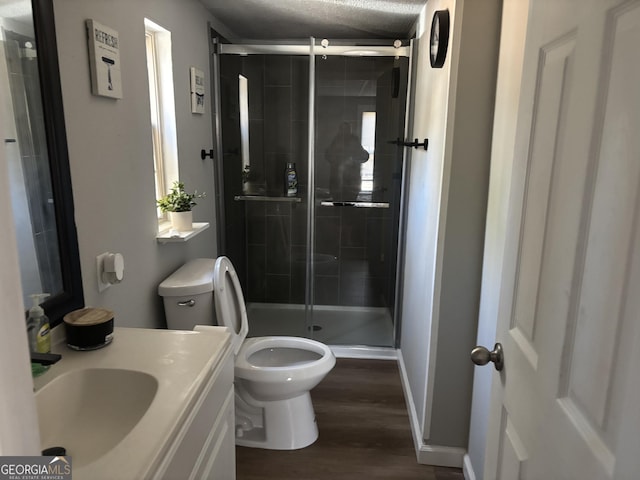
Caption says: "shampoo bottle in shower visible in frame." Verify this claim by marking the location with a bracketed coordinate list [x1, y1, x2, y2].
[285, 162, 298, 197]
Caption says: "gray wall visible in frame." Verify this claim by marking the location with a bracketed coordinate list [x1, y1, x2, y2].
[53, 0, 219, 328]
[399, 0, 500, 459]
[428, 0, 501, 448]
[399, 0, 457, 446]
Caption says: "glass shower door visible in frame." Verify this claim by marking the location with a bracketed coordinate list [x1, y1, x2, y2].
[310, 53, 409, 347]
[218, 53, 311, 337]
[216, 40, 409, 348]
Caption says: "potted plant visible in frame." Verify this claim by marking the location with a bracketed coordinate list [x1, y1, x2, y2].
[157, 181, 205, 231]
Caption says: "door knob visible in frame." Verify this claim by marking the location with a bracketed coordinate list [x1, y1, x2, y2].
[470, 343, 504, 371]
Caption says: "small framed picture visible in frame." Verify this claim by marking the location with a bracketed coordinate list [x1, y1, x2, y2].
[86, 19, 123, 98]
[190, 67, 205, 114]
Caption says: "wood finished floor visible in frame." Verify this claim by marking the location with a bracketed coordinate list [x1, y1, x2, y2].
[236, 359, 464, 480]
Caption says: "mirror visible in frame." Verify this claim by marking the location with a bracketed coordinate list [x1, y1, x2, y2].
[1, 0, 83, 326]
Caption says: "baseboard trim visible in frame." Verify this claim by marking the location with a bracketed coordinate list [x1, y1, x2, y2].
[463, 454, 477, 480]
[330, 345, 398, 360]
[417, 445, 465, 468]
[397, 350, 425, 455]
[397, 350, 466, 469]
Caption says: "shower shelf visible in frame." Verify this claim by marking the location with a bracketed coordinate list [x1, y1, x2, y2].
[234, 195, 302, 203]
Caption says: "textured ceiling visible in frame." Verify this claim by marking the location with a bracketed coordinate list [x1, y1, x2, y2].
[199, 0, 426, 41]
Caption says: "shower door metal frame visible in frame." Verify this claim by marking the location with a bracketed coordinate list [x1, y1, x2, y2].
[212, 39, 413, 351]
[219, 43, 409, 57]
[304, 37, 316, 334]
[207, 25, 226, 254]
[391, 39, 415, 349]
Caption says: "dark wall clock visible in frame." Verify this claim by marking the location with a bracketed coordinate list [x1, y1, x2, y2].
[429, 9, 450, 68]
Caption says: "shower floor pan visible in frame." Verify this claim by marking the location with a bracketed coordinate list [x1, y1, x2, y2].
[245, 303, 394, 347]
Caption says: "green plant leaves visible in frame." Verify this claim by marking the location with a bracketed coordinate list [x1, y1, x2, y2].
[156, 181, 205, 213]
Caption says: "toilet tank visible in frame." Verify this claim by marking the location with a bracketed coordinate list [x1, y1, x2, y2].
[158, 258, 218, 330]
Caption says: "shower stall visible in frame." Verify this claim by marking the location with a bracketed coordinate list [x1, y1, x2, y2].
[212, 36, 410, 351]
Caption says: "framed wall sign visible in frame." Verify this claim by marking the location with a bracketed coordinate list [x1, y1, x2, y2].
[86, 19, 123, 98]
[429, 9, 450, 69]
[190, 67, 205, 114]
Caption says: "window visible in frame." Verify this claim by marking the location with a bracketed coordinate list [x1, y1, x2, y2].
[144, 19, 178, 222]
[360, 111, 376, 192]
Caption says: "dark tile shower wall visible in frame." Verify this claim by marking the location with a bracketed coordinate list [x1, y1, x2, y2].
[220, 54, 248, 292]
[221, 55, 309, 298]
[4, 31, 62, 296]
[245, 199, 309, 305]
[313, 204, 395, 307]
[235, 55, 310, 196]
[220, 54, 407, 310]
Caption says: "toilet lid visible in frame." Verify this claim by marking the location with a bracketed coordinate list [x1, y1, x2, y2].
[213, 256, 248, 355]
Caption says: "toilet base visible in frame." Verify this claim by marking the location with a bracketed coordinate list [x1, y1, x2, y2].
[235, 391, 319, 450]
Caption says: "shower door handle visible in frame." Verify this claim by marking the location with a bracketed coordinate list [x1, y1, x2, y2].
[320, 201, 389, 209]
[326, 201, 356, 207]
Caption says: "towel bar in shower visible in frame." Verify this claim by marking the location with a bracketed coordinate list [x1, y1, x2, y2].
[319, 201, 389, 209]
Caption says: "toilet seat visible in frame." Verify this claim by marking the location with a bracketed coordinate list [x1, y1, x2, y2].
[213, 256, 248, 354]
[236, 336, 335, 383]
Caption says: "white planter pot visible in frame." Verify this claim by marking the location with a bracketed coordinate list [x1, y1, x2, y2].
[169, 211, 193, 231]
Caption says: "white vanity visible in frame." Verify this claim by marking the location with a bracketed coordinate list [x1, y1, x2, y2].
[33, 326, 235, 480]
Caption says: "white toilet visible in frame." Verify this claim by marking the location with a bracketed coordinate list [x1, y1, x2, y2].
[158, 257, 336, 450]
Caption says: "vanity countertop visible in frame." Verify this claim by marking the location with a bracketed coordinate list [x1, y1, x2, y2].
[33, 326, 232, 480]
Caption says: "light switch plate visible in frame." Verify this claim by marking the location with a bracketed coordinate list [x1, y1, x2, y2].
[96, 252, 111, 293]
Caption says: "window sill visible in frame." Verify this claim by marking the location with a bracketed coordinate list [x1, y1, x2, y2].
[156, 222, 210, 244]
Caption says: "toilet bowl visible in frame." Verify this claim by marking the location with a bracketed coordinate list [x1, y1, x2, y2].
[159, 257, 336, 450]
[233, 337, 335, 450]
[235, 336, 335, 399]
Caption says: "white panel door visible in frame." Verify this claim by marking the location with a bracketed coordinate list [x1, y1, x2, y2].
[483, 0, 640, 478]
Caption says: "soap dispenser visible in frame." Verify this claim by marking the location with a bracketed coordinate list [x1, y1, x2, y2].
[28, 293, 51, 377]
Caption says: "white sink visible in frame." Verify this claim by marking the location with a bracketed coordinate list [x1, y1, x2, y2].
[36, 368, 158, 467]
[32, 327, 232, 479]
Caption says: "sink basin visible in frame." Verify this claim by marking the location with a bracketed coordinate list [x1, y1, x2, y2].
[29, 327, 232, 479]
[35, 368, 158, 467]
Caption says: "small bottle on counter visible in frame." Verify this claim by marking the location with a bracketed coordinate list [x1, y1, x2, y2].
[284, 162, 298, 197]
[28, 293, 51, 377]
